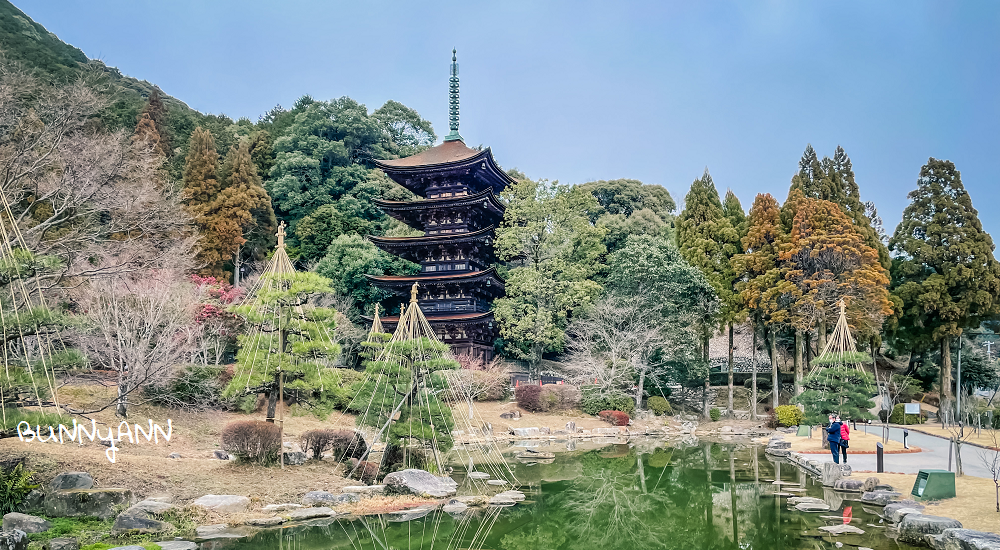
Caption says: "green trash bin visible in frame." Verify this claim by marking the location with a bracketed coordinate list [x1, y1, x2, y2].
[911, 469, 956, 500]
[795, 425, 810, 437]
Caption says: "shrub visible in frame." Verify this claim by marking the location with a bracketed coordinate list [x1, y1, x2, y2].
[300, 429, 336, 459]
[598, 410, 630, 426]
[328, 430, 368, 461]
[709, 407, 721, 422]
[775, 405, 804, 427]
[581, 388, 636, 416]
[647, 396, 672, 416]
[347, 458, 379, 484]
[515, 385, 543, 412]
[888, 403, 927, 424]
[147, 364, 228, 409]
[539, 384, 582, 412]
[220, 420, 282, 464]
[765, 409, 780, 429]
[0, 462, 38, 514]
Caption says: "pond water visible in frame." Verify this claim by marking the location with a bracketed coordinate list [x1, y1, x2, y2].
[221, 439, 919, 550]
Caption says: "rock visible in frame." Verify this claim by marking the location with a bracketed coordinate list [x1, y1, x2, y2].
[383, 469, 458, 498]
[795, 502, 832, 513]
[539, 427, 551, 435]
[874, 484, 896, 492]
[822, 463, 843, 487]
[301, 491, 356, 506]
[935, 528, 1000, 550]
[819, 524, 866, 535]
[841, 464, 853, 476]
[282, 451, 307, 466]
[721, 426, 734, 433]
[194, 524, 253, 540]
[497, 490, 525, 502]
[512, 427, 540, 437]
[128, 500, 174, 516]
[515, 450, 555, 460]
[387, 507, 435, 522]
[488, 494, 516, 506]
[863, 477, 880, 492]
[246, 516, 285, 527]
[168, 453, 182, 459]
[486, 480, 508, 486]
[898, 514, 963, 544]
[153, 542, 197, 550]
[442, 500, 468, 514]
[341, 485, 385, 495]
[884, 500, 925, 523]
[49, 473, 94, 492]
[566, 421, 576, 432]
[453, 495, 488, 506]
[191, 495, 250, 514]
[833, 479, 865, 492]
[262, 504, 301, 513]
[212, 450, 230, 460]
[2, 513, 50, 534]
[46, 538, 79, 550]
[0, 530, 26, 550]
[860, 490, 901, 506]
[285, 507, 336, 521]
[43, 488, 134, 519]
[22, 491, 43, 513]
[499, 410, 520, 420]
[111, 513, 174, 536]
[468, 472, 491, 480]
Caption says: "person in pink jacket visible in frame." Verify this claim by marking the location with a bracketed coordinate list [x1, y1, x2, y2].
[838, 415, 850, 463]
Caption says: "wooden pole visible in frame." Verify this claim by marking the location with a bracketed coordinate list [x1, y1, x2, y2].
[279, 369, 284, 469]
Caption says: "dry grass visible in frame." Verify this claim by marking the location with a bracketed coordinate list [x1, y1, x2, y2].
[343, 495, 439, 515]
[902, 425, 1000, 450]
[782, 426, 916, 454]
[874, 472, 1000, 533]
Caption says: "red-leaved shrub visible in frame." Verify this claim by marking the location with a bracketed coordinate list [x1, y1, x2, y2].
[221, 420, 281, 464]
[515, 385, 543, 412]
[598, 410, 630, 426]
[348, 458, 379, 484]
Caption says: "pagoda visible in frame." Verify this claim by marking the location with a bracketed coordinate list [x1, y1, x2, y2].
[366, 50, 513, 360]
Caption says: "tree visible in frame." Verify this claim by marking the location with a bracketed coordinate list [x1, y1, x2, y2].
[792, 366, 876, 425]
[721, 190, 747, 416]
[734, 193, 784, 412]
[889, 158, 1000, 405]
[217, 140, 276, 284]
[579, 179, 676, 253]
[73, 271, 202, 418]
[223, 271, 341, 421]
[493, 177, 605, 372]
[314, 234, 419, 314]
[675, 169, 735, 417]
[140, 88, 170, 153]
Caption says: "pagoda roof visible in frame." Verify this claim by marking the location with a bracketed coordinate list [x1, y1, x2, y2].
[368, 225, 494, 249]
[377, 311, 494, 325]
[372, 141, 516, 196]
[373, 189, 505, 230]
[365, 266, 504, 292]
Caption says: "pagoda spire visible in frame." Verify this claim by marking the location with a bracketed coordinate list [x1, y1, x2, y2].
[444, 49, 463, 142]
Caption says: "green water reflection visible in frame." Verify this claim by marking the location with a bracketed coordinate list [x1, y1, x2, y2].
[221, 440, 916, 550]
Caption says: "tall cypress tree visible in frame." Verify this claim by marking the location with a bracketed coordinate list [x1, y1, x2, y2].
[183, 127, 220, 211]
[217, 141, 277, 283]
[676, 169, 736, 418]
[141, 88, 170, 153]
[721, 190, 746, 415]
[889, 158, 1000, 404]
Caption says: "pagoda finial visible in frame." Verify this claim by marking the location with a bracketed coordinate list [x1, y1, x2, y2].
[276, 221, 287, 249]
[444, 49, 463, 142]
[410, 281, 419, 303]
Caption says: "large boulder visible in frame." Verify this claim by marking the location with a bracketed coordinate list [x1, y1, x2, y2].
[111, 514, 173, 536]
[191, 495, 250, 514]
[282, 452, 306, 466]
[863, 476, 881, 492]
[860, 490, 901, 506]
[194, 524, 254, 540]
[22, 491, 44, 513]
[43, 489, 133, 519]
[822, 463, 842, 487]
[898, 514, 963, 545]
[2, 513, 50, 534]
[48, 473, 93, 492]
[383, 469, 458, 498]
[833, 479, 864, 492]
[884, 500, 925, 523]
[284, 507, 336, 521]
[45, 538, 79, 550]
[935, 528, 1000, 550]
[0, 530, 27, 550]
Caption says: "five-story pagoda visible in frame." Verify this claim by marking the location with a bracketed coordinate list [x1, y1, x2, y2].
[367, 50, 512, 360]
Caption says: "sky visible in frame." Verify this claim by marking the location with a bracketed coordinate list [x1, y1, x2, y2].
[14, 1, 1000, 238]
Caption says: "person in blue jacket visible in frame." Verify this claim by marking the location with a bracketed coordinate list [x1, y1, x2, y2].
[826, 414, 842, 464]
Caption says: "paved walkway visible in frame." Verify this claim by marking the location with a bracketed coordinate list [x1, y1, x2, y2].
[808, 424, 996, 478]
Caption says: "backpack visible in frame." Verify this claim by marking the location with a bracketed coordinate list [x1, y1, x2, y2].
[840, 423, 850, 440]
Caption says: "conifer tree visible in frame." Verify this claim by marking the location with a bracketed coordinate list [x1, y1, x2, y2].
[734, 193, 783, 411]
[132, 112, 163, 155]
[793, 366, 876, 424]
[676, 169, 737, 417]
[141, 88, 170, 153]
[217, 141, 277, 284]
[721, 190, 747, 415]
[182, 127, 226, 276]
[889, 158, 1000, 404]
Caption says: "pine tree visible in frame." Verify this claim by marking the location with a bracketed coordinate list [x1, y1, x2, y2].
[676, 169, 737, 418]
[792, 366, 876, 424]
[734, 193, 783, 411]
[889, 158, 1000, 404]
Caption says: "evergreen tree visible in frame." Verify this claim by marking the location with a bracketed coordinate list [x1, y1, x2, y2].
[721, 189, 747, 415]
[132, 112, 163, 155]
[223, 271, 341, 421]
[183, 127, 221, 210]
[889, 158, 1000, 403]
[792, 366, 876, 424]
[140, 88, 170, 153]
[217, 141, 277, 283]
[733, 193, 783, 411]
[314, 234, 419, 314]
[675, 169, 735, 417]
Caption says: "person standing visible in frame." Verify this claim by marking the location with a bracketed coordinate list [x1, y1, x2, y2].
[838, 415, 850, 463]
[826, 414, 842, 464]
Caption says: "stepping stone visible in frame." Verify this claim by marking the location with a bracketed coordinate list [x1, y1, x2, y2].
[468, 472, 491, 480]
[819, 524, 865, 535]
[486, 479, 508, 486]
[772, 492, 794, 497]
[262, 503, 302, 513]
[246, 516, 285, 527]
[783, 487, 806, 492]
[285, 507, 336, 521]
[192, 495, 250, 514]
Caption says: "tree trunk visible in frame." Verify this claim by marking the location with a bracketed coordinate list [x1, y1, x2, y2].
[265, 383, 278, 422]
[941, 336, 954, 404]
[751, 322, 758, 420]
[116, 373, 129, 419]
[770, 327, 779, 410]
[233, 245, 242, 286]
[728, 323, 734, 417]
[818, 313, 827, 354]
[794, 329, 804, 396]
[636, 369, 645, 413]
[704, 333, 711, 419]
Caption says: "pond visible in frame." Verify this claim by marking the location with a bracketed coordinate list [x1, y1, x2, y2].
[219, 439, 918, 550]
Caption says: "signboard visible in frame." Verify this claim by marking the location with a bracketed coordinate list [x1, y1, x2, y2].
[904, 403, 921, 415]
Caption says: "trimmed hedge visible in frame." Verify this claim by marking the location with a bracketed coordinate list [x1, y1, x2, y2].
[515, 385, 543, 412]
[221, 420, 281, 464]
[709, 407, 721, 422]
[647, 396, 672, 416]
[775, 405, 804, 427]
[581, 388, 636, 416]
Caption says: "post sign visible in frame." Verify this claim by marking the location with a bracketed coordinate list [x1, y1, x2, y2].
[904, 403, 921, 415]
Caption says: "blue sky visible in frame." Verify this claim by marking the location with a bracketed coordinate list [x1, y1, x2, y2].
[15, 1, 1000, 239]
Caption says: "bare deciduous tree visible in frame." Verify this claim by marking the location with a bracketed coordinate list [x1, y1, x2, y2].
[72, 271, 202, 417]
[445, 353, 510, 419]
